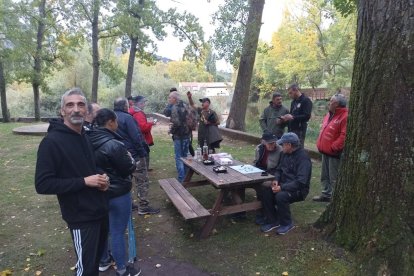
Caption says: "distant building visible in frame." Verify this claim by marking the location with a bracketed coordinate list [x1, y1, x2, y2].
[178, 82, 233, 97]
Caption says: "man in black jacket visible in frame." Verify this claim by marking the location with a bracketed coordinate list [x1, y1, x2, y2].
[113, 97, 159, 215]
[35, 88, 109, 276]
[280, 84, 313, 147]
[260, 132, 312, 235]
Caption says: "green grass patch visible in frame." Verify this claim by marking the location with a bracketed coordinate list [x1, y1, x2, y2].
[0, 122, 354, 275]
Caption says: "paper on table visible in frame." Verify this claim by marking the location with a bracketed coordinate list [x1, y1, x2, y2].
[229, 165, 264, 174]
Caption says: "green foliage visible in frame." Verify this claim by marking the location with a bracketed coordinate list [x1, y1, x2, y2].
[332, 0, 357, 17]
[210, 0, 249, 68]
[253, 0, 356, 94]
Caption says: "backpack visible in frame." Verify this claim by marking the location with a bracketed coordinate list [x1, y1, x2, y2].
[185, 105, 198, 131]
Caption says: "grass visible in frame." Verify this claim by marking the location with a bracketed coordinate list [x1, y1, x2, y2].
[0, 122, 355, 275]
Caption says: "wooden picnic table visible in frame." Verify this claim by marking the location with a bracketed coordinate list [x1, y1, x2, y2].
[159, 156, 274, 238]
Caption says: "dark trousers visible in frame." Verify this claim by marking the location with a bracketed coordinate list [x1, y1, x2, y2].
[70, 217, 109, 276]
[261, 187, 302, 226]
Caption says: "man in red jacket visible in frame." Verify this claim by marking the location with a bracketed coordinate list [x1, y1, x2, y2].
[130, 96, 156, 170]
[313, 93, 348, 202]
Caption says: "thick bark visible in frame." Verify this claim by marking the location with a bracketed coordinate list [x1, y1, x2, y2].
[32, 0, 46, 121]
[125, 36, 138, 98]
[225, 0, 264, 131]
[0, 60, 10, 123]
[317, 0, 414, 274]
[91, 0, 100, 103]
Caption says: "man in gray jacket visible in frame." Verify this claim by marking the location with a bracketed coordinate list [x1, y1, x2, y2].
[259, 92, 289, 139]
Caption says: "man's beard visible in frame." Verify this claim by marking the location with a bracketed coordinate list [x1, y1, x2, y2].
[69, 114, 84, 125]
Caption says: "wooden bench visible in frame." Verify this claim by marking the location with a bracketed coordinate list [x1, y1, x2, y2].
[159, 178, 210, 220]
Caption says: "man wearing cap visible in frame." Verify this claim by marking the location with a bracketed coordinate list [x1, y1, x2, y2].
[313, 93, 348, 202]
[259, 92, 290, 139]
[280, 84, 313, 146]
[130, 96, 156, 170]
[187, 92, 222, 152]
[260, 132, 312, 235]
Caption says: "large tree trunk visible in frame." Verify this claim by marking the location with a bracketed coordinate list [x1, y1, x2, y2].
[125, 36, 138, 98]
[225, 0, 264, 131]
[91, 0, 100, 103]
[0, 60, 10, 123]
[317, 0, 414, 274]
[32, 0, 46, 121]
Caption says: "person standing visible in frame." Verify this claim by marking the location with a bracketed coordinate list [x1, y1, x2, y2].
[280, 84, 313, 146]
[35, 88, 109, 276]
[260, 132, 312, 235]
[114, 97, 159, 215]
[84, 102, 100, 131]
[130, 96, 156, 171]
[88, 108, 141, 276]
[259, 92, 289, 138]
[164, 91, 191, 182]
[187, 92, 222, 152]
[313, 93, 348, 202]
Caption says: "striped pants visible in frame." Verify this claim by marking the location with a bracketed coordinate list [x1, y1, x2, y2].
[70, 218, 108, 276]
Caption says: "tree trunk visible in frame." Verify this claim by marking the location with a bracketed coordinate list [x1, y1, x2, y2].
[125, 36, 138, 98]
[0, 60, 10, 123]
[91, 0, 100, 103]
[225, 0, 264, 131]
[317, 0, 414, 274]
[32, 0, 46, 121]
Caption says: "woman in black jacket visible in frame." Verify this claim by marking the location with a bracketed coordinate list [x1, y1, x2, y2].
[87, 108, 140, 276]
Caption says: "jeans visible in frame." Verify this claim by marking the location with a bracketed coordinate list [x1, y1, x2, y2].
[100, 192, 132, 271]
[173, 138, 190, 182]
[320, 154, 341, 198]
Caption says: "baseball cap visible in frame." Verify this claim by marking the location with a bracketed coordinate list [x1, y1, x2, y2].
[261, 133, 278, 144]
[199, 98, 211, 103]
[277, 132, 300, 145]
[133, 96, 146, 103]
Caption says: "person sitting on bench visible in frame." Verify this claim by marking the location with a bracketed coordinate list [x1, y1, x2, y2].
[260, 132, 312, 235]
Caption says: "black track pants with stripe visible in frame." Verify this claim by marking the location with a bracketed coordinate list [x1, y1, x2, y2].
[70, 218, 108, 276]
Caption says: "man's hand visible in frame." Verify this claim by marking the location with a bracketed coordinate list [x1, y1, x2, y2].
[271, 180, 281, 193]
[281, 114, 294, 121]
[84, 174, 109, 191]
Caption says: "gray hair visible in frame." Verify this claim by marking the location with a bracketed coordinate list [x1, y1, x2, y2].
[169, 91, 180, 100]
[332, 93, 347, 107]
[60, 87, 86, 109]
[114, 97, 128, 111]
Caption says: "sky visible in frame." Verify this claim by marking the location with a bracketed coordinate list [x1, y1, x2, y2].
[155, 0, 292, 71]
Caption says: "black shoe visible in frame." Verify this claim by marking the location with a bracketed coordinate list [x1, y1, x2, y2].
[116, 265, 141, 276]
[138, 206, 160, 215]
[132, 203, 139, 211]
[312, 195, 331, 202]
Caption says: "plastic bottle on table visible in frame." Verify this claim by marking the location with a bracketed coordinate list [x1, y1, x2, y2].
[202, 139, 209, 161]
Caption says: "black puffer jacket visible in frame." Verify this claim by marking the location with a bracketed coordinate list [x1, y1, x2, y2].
[87, 128, 136, 199]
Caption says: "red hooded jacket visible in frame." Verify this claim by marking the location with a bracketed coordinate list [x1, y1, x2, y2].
[316, 107, 348, 157]
[129, 108, 154, 146]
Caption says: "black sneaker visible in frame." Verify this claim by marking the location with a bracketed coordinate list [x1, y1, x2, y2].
[138, 206, 160, 215]
[132, 203, 139, 211]
[116, 265, 142, 276]
[99, 261, 112, 272]
[312, 195, 331, 202]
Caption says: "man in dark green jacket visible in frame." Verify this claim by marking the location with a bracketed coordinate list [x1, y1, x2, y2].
[259, 92, 290, 139]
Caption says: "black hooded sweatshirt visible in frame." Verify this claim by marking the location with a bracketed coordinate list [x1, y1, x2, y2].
[35, 119, 108, 228]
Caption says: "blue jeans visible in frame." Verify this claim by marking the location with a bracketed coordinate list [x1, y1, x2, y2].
[173, 138, 190, 182]
[100, 192, 132, 271]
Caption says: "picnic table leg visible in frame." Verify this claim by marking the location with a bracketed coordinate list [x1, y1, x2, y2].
[200, 189, 226, 239]
[182, 169, 194, 188]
